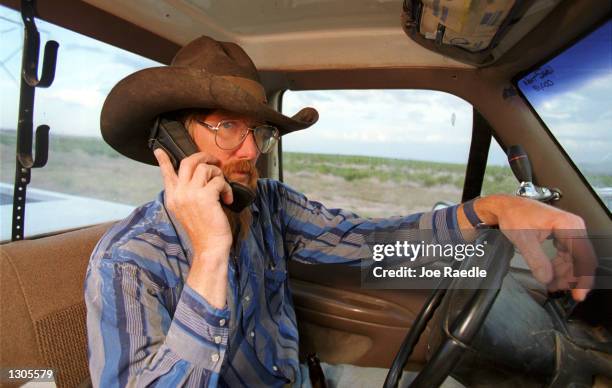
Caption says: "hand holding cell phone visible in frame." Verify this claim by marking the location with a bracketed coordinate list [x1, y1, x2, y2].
[148, 117, 255, 213]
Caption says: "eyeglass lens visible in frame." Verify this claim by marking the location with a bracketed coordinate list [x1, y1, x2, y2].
[214, 120, 278, 153]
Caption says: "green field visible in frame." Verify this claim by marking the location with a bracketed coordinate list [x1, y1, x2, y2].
[4, 130, 606, 217]
[282, 152, 519, 194]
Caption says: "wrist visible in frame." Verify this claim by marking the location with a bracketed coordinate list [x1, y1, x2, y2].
[193, 245, 230, 263]
[189, 249, 229, 283]
[187, 250, 229, 309]
[474, 194, 514, 226]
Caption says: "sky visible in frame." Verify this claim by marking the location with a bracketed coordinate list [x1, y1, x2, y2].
[0, 6, 159, 138]
[517, 19, 612, 169]
[1, 5, 610, 169]
[282, 89, 477, 163]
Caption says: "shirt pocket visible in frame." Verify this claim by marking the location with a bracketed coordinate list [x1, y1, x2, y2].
[263, 265, 288, 315]
[264, 266, 287, 291]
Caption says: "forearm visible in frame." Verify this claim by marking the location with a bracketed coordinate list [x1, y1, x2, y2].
[186, 247, 230, 309]
[279, 179, 468, 262]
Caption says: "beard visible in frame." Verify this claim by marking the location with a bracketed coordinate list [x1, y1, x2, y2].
[221, 159, 259, 243]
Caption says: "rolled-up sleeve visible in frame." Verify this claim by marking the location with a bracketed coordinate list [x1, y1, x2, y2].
[85, 249, 229, 387]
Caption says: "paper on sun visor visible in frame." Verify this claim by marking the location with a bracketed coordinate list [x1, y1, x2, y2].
[419, 0, 516, 52]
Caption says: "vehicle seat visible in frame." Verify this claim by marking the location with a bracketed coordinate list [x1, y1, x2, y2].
[0, 223, 113, 388]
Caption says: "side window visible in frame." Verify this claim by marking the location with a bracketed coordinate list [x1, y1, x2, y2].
[482, 141, 519, 196]
[0, 6, 163, 240]
[281, 90, 473, 217]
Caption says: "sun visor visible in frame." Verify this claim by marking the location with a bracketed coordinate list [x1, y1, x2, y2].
[401, 0, 562, 67]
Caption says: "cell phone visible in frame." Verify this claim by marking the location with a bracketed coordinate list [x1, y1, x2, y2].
[148, 116, 255, 212]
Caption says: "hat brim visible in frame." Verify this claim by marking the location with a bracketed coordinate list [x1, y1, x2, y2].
[101, 66, 318, 165]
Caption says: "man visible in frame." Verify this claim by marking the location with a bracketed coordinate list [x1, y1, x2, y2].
[85, 36, 596, 387]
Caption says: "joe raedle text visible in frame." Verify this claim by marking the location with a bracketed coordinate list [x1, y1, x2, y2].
[372, 265, 487, 279]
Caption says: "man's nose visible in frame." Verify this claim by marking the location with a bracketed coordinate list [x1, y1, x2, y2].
[235, 131, 259, 160]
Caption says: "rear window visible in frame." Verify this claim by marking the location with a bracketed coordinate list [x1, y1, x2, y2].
[516, 19, 612, 212]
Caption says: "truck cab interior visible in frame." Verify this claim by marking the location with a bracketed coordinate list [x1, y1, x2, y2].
[0, 0, 611, 387]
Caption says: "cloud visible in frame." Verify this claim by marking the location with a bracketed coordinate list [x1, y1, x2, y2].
[47, 88, 106, 108]
[284, 89, 472, 146]
[518, 70, 612, 166]
[63, 43, 106, 54]
[112, 52, 160, 71]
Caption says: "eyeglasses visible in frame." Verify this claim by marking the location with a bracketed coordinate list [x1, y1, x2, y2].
[196, 119, 280, 154]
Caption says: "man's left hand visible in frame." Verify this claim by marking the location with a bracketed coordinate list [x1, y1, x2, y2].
[461, 195, 597, 302]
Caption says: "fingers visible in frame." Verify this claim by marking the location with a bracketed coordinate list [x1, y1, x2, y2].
[572, 276, 594, 301]
[155, 149, 229, 209]
[548, 252, 574, 292]
[208, 176, 234, 205]
[177, 152, 221, 184]
[154, 148, 178, 189]
[191, 163, 223, 188]
[507, 230, 554, 284]
[555, 232, 598, 277]
[553, 228, 597, 302]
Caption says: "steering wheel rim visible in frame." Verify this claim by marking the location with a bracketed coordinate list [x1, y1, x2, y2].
[383, 231, 515, 388]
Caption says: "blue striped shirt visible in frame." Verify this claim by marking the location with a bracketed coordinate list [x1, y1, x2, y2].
[85, 179, 463, 387]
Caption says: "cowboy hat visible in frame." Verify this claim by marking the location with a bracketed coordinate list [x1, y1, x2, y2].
[101, 35, 319, 165]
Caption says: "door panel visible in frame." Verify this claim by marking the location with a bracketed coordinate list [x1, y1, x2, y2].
[289, 258, 550, 369]
[289, 262, 431, 368]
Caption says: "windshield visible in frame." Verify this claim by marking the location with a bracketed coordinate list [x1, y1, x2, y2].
[516, 19, 612, 212]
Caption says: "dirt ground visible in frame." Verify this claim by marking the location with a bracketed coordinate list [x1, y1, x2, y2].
[284, 170, 462, 218]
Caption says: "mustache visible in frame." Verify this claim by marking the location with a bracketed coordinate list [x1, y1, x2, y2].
[222, 159, 256, 176]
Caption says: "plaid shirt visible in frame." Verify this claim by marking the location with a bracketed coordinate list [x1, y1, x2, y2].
[85, 179, 462, 387]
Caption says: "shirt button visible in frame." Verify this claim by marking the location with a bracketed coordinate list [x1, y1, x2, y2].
[211, 353, 220, 362]
[250, 331, 255, 338]
[214, 335, 222, 344]
[244, 295, 250, 302]
[272, 365, 278, 372]
[219, 319, 226, 327]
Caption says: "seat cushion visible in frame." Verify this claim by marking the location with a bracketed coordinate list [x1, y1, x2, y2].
[0, 222, 113, 387]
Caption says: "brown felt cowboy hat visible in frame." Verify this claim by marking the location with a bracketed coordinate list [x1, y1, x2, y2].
[101, 35, 318, 165]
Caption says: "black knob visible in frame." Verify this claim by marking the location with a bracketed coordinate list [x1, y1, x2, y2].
[306, 353, 328, 388]
[507, 145, 533, 183]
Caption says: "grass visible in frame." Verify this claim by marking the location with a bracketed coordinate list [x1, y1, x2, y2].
[1, 130, 162, 206]
[283, 152, 468, 188]
[282, 151, 516, 194]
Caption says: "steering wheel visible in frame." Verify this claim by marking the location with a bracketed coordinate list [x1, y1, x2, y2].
[383, 230, 515, 388]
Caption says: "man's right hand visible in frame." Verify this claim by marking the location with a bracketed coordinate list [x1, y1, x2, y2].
[155, 148, 234, 309]
[154, 148, 234, 258]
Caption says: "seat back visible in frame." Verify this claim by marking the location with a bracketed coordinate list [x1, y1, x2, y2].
[1, 223, 113, 388]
